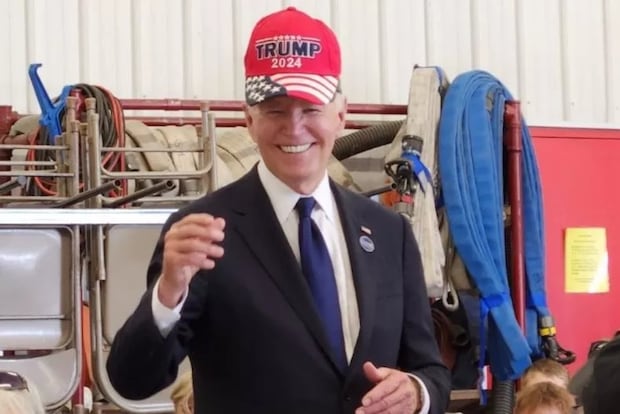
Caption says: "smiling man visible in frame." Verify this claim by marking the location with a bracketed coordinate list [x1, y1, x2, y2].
[107, 7, 450, 414]
[244, 93, 346, 195]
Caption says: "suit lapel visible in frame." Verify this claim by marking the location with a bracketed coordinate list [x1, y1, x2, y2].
[331, 183, 378, 382]
[229, 169, 344, 374]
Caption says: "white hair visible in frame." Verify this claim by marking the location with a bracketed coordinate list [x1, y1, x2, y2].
[245, 92, 347, 115]
[0, 383, 45, 414]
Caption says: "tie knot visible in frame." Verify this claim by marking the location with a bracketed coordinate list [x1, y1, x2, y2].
[295, 197, 316, 219]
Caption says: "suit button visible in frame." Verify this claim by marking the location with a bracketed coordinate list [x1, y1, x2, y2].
[344, 395, 352, 402]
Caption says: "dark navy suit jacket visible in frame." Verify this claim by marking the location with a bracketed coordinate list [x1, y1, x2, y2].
[107, 166, 450, 414]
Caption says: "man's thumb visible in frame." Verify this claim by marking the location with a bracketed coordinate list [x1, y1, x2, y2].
[363, 361, 388, 384]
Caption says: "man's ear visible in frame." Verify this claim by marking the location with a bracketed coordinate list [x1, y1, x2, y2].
[338, 96, 347, 130]
[243, 105, 260, 143]
[243, 104, 253, 128]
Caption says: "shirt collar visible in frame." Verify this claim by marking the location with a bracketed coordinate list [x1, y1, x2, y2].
[257, 162, 336, 224]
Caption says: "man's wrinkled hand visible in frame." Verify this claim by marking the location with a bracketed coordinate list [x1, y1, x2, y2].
[356, 361, 421, 414]
[158, 213, 226, 308]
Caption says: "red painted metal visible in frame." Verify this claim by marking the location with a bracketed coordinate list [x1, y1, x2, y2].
[0, 105, 19, 136]
[0, 105, 23, 185]
[119, 99, 406, 128]
[119, 99, 408, 115]
[126, 116, 386, 130]
[13, 100, 406, 129]
[530, 126, 620, 140]
[531, 126, 620, 375]
[504, 101, 526, 333]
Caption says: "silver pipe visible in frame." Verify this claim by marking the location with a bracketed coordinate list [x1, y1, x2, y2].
[0, 160, 56, 166]
[0, 171, 75, 177]
[0, 314, 67, 320]
[0, 208, 175, 225]
[0, 144, 69, 150]
[208, 110, 218, 192]
[100, 147, 204, 153]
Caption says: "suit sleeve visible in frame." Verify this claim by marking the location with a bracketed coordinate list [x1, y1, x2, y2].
[105, 288, 186, 399]
[106, 212, 208, 400]
[397, 214, 451, 414]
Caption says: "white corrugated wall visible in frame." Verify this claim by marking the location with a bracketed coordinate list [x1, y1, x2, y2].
[0, 0, 618, 125]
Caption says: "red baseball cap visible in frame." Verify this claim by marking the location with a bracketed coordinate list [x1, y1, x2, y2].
[244, 7, 341, 106]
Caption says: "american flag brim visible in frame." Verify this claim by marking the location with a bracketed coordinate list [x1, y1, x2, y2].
[245, 74, 339, 105]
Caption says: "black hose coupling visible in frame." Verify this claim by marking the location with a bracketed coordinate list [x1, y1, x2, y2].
[539, 315, 576, 365]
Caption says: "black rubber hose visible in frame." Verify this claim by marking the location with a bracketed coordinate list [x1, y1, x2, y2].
[331, 120, 403, 161]
[491, 229, 516, 414]
[492, 380, 515, 414]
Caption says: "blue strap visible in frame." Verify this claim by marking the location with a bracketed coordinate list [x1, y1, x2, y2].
[527, 292, 547, 308]
[439, 70, 548, 381]
[477, 293, 510, 404]
[401, 151, 432, 193]
[521, 122, 551, 355]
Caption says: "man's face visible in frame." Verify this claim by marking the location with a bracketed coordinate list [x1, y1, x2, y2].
[245, 95, 346, 194]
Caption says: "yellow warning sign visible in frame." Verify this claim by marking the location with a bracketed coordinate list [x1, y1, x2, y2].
[565, 227, 609, 293]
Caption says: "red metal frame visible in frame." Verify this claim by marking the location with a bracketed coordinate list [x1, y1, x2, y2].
[119, 99, 407, 129]
[119, 99, 408, 115]
[7, 100, 408, 130]
[504, 101, 526, 334]
[126, 116, 391, 129]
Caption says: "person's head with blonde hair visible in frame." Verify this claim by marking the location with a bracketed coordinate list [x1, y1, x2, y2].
[521, 358, 570, 390]
[514, 381, 573, 414]
[0, 371, 45, 414]
[170, 371, 193, 414]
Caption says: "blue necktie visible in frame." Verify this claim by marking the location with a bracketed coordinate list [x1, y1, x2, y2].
[295, 197, 347, 371]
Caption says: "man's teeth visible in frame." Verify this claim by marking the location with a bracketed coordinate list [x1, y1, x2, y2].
[280, 144, 312, 153]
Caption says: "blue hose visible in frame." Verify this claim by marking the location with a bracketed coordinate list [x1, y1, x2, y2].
[438, 70, 548, 381]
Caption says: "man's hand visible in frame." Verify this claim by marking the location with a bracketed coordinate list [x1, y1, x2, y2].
[158, 214, 226, 308]
[356, 361, 422, 414]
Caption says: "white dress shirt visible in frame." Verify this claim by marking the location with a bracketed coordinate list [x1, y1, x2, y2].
[255, 162, 360, 361]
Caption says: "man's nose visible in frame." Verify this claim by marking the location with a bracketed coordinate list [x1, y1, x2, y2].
[280, 110, 305, 136]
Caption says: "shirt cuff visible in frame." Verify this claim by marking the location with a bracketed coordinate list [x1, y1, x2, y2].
[151, 277, 188, 337]
[407, 373, 431, 414]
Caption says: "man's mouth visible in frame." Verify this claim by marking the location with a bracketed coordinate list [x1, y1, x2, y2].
[279, 143, 313, 153]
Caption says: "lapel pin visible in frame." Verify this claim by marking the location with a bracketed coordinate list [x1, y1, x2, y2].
[361, 226, 372, 235]
[359, 235, 375, 253]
